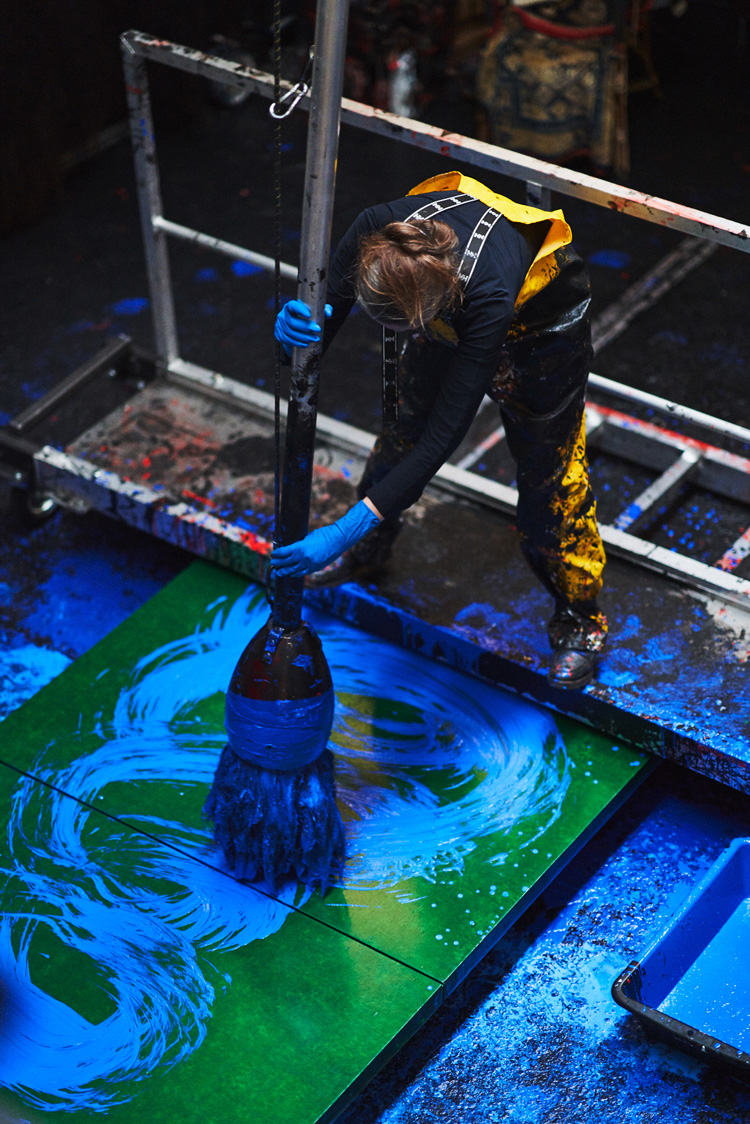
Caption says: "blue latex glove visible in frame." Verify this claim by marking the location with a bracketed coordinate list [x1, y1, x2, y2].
[274, 300, 332, 354]
[269, 501, 380, 578]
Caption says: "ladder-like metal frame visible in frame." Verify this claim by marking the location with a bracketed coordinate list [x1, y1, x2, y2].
[40, 31, 750, 607]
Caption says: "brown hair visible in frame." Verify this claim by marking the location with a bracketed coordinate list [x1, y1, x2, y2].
[355, 219, 460, 329]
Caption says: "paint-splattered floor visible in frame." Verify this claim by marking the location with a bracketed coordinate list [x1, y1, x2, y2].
[2, 3, 750, 1120]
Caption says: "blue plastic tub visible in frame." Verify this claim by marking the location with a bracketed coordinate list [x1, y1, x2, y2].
[612, 837, 750, 1079]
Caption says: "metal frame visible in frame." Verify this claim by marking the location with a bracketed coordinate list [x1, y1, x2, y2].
[34, 31, 748, 608]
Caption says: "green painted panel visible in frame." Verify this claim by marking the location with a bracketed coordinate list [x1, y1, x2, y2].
[0, 759, 438, 1122]
[0, 560, 650, 992]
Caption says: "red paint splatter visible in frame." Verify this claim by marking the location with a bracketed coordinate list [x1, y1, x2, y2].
[590, 402, 750, 469]
[182, 489, 217, 508]
[239, 528, 272, 555]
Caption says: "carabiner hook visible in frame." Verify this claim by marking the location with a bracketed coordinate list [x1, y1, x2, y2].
[269, 47, 314, 119]
[269, 80, 309, 119]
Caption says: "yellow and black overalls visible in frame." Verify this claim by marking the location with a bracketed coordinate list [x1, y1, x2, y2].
[348, 172, 607, 651]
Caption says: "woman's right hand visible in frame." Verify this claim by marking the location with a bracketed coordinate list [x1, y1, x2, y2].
[274, 300, 332, 353]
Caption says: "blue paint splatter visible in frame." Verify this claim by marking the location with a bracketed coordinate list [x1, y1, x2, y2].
[617, 615, 641, 642]
[21, 382, 46, 402]
[111, 298, 149, 316]
[231, 261, 263, 277]
[0, 645, 71, 721]
[597, 648, 641, 688]
[589, 249, 631, 269]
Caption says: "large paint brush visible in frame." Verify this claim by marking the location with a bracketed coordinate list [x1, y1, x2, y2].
[204, 0, 350, 890]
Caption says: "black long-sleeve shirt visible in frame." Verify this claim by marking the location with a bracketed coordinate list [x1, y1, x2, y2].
[323, 192, 546, 519]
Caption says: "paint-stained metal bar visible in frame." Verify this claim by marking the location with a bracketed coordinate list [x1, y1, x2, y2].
[120, 31, 750, 254]
[121, 37, 179, 368]
[613, 448, 702, 531]
[717, 527, 750, 573]
[153, 218, 298, 281]
[28, 358, 750, 607]
[590, 404, 750, 504]
[591, 238, 719, 353]
[33, 445, 269, 578]
[589, 374, 750, 447]
[38, 431, 737, 606]
[8, 337, 131, 433]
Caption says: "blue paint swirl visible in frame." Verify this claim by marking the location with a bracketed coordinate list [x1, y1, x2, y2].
[0, 766, 300, 1111]
[0, 586, 571, 1109]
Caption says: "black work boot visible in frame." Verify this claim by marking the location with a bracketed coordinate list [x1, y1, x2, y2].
[547, 602, 607, 690]
[306, 515, 403, 588]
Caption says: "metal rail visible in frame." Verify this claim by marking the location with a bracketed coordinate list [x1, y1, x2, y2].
[32, 358, 750, 609]
[121, 31, 750, 253]
[160, 358, 750, 605]
[8, 337, 131, 433]
[612, 448, 702, 532]
[120, 32, 750, 451]
[153, 218, 297, 281]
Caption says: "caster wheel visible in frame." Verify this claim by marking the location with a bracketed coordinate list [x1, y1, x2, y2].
[8, 486, 59, 526]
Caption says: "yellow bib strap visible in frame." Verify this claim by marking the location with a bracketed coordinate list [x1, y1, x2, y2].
[407, 171, 571, 309]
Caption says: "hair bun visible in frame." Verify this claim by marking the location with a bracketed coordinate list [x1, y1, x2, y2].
[356, 218, 461, 329]
[382, 219, 458, 259]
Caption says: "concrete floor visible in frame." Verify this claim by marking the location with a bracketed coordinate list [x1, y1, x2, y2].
[1, 2, 750, 1120]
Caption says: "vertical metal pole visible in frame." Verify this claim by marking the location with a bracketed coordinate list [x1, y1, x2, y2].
[526, 181, 552, 211]
[121, 37, 179, 369]
[273, 0, 351, 630]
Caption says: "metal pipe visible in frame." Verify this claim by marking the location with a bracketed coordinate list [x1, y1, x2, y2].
[588, 373, 750, 446]
[153, 217, 298, 281]
[121, 37, 179, 368]
[8, 337, 131, 433]
[612, 447, 702, 532]
[272, 0, 351, 630]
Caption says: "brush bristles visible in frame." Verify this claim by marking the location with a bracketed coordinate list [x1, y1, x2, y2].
[203, 746, 346, 891]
